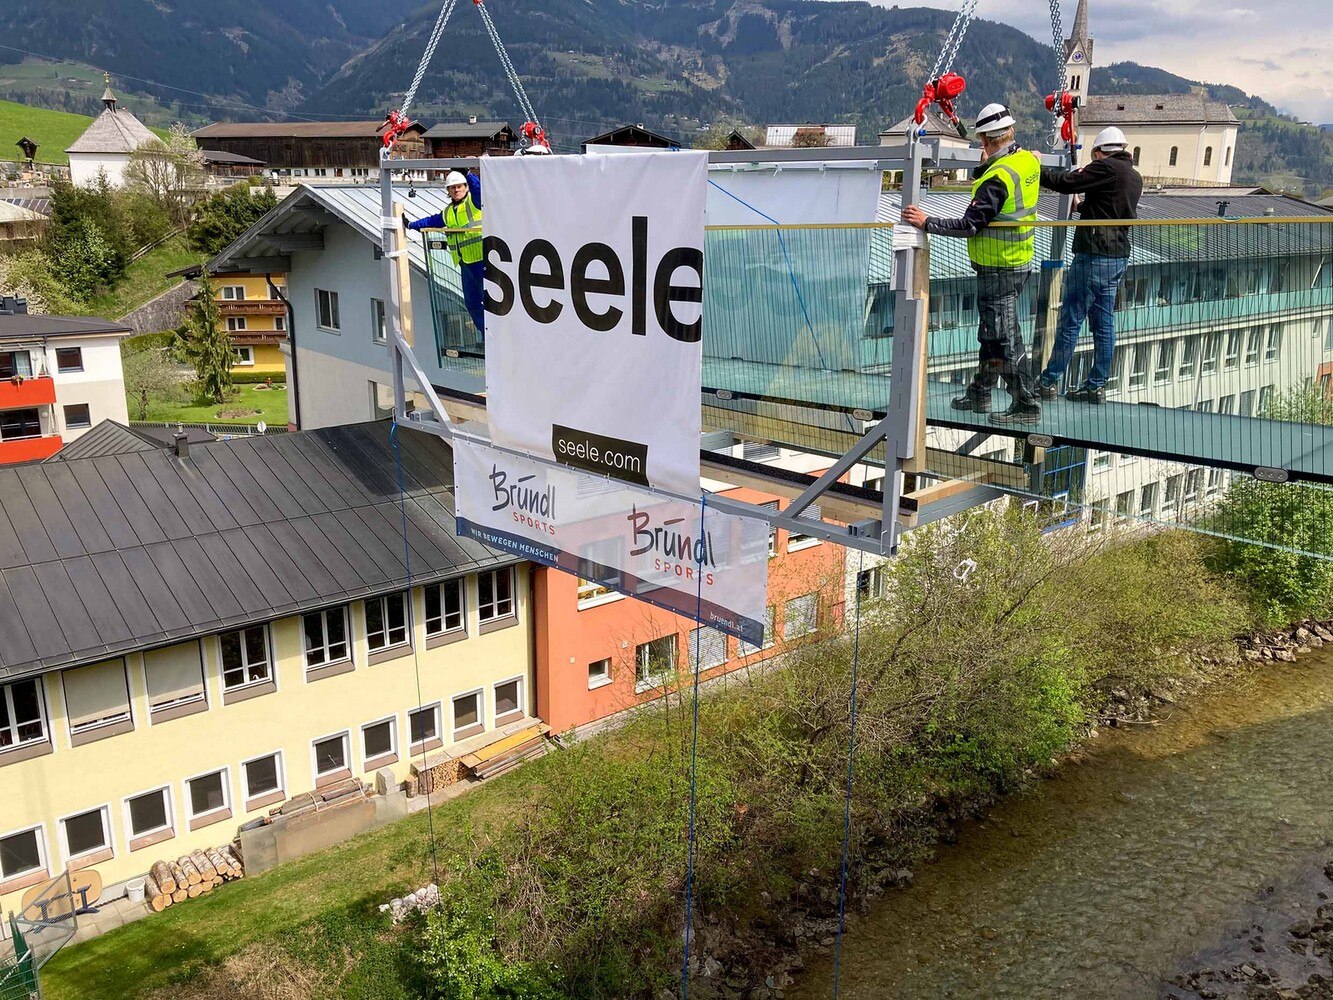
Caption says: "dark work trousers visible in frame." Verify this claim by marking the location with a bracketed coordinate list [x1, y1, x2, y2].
[460, 259, 485, 339]
[967, 265, 1036, 406]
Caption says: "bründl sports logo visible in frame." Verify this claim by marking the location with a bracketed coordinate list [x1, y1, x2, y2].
[628, 506, 717, 587]
[489, 464, 558, 537]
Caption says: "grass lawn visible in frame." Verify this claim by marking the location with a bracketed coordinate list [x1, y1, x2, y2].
[0, 98, 93, 167]
[40, 767, 535, 1000]
[130, 383, 290, 426]
[82, 235, 202, 321]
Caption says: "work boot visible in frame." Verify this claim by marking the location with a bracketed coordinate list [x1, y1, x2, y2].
[950, 390, 991, 413]
[1066, 384, 1106, 404]
[1037, 379, 1059, 401]
[989, 402, 1042, 426]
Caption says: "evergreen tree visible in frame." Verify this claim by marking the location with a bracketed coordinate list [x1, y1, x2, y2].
[188, 183, 279, 257]
[182, 279, 234, 404]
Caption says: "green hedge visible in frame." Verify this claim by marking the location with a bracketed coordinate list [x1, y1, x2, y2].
[229, 370, 286, 385]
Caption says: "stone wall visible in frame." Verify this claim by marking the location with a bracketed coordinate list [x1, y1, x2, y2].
[119, 278, 198, 332]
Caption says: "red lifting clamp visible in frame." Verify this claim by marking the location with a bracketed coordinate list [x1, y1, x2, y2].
[521, 121, 552, 153]
[914, 72, 968, 136]
[382, 108, 412, 150]
[1046, 91, 1079, 144]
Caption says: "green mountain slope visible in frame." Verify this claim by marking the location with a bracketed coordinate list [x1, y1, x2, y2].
[301, 0, 1078, 150]
[0, 98, 169, 165]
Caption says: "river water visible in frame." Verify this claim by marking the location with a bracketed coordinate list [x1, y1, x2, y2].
[791, 656, 1333, 1000]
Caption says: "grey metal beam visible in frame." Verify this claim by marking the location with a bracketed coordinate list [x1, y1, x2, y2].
[210, 256, 291, 274]
[784, 413, 895, 519]
[266, 234, 324, 252]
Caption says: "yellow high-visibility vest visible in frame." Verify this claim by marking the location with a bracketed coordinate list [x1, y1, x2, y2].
[968, 148, 1040, 268]
[444, 194, 483, 266]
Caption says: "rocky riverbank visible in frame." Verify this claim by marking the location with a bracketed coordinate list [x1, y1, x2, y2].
[1165, 862, 1333, 1000]
[687, 621, 1333, 1000]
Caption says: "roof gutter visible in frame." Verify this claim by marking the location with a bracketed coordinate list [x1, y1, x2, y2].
[267, 273, 300, 430]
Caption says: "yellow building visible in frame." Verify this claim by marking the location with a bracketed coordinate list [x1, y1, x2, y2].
[215, 273, 289, 376]
[0, 422, 532, 915]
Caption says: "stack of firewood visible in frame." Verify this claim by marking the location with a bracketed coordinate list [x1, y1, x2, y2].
[142, 845, 244, 911]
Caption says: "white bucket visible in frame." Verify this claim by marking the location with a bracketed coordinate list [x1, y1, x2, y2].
[126, 877, 146, 904]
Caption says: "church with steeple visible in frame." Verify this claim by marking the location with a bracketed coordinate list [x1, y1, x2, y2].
[65, 75, 158, 188]
[1068, 0, 1240, 186]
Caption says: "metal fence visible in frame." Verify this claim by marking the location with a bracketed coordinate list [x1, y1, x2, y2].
[0, 871, 80, 1000]
[131, 420, 289, 437]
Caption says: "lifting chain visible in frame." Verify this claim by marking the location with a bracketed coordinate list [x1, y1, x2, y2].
[402, 0, 461, 115]
[475, 0, 542, 132]
[929, 0, 980, 82]
[1047, 0, 1066, 147]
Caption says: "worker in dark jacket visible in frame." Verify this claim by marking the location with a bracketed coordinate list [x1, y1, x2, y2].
[1036, 127, 1144, 403]
[407, 170, 485, 338]
[902, 103, 1043, 425]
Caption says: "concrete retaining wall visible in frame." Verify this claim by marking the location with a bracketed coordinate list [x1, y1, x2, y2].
[238, 790, 409, 875]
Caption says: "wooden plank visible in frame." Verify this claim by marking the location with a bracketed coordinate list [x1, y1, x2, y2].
[462, 725, 547, 767]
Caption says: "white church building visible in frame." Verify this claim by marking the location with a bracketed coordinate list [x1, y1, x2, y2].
[65, 78, 158, 188]
[1062, 0, 1239, 186]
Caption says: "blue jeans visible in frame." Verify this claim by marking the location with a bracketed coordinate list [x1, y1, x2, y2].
[460, 259, 485, 338]
[1040, 254, 1129, 389]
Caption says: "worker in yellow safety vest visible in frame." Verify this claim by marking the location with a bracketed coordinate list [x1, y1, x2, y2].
[407, 170, 485, 338]
[902, 103, 1043, 425]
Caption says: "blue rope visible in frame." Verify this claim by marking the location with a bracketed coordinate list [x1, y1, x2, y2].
[832, 548, 866, 997]
[680, 492, 709, 998]
[390, 420, 442, 889]
[707, 179, 829, 371]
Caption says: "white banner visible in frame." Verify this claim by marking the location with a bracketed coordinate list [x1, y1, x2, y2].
[482, 151, 708, 498]
[453, 438, 768, 647]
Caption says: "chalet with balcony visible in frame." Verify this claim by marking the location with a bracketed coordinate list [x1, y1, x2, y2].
[0, 299, 132, 463]
[190, 121, 427, 183]
[424, 119, 517, 158]
[582, 124, 676, 153]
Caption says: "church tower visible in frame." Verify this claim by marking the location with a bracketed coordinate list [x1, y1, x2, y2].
[1063, 0, 1093, 107]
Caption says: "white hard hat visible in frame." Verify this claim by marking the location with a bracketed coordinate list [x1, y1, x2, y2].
[1092, 126, 1128, 151]
[444, 171, 468, 188]
[975, 103, 1016, 136]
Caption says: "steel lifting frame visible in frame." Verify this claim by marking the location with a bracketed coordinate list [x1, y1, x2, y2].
[376, 140, 1071, 556]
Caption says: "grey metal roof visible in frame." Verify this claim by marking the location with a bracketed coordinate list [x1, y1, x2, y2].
[200, 149, 266, 166]
[192, 120, 424, 139]
[425, 121, 515, 139]
[45, 421, 165, 462]
[0, 314, 133, 340]
[0, 420, 514, 681]
[1082, 95, 1238, 126]
[66, 105, 158, 154]
[1, 197, 50, 218]
[207, 183, 455, 278]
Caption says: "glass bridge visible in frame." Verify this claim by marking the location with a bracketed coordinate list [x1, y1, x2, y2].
[421, 194, 1333, 556]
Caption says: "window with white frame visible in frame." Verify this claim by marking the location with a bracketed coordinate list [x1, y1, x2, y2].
[787, 504, 822, 552]
[312, 732, 350, 778]
[1219, 394, 1236, 415]
[186, 769, 229, 820]
[451, 690, 484, 740]
[220, 625, 271, 690]
[494, 677, 524, 722]
[1139, 482, 1158, 517]
[1265, 325, 1282, 363]
[60, 806, 111, 862]
[1129, 344, 1149, 389]
[61, 660, 131, 740]
[1207, 467, 1225, 495]
[274, 314, 286, 331]
[226, 316, 248, 333]
[687, 627, 727, 672]
[1244, 327, 1262, 365]
[1153, 341, 1174, 384]
[1092, 451, 1112, 471]
[242, 752, 283, 803]
[1184, 470, 1203, 504]
[366, 591, 409, 652]
[1105, 346, 1126, 393]
[316, 288, 340, 331]
[125, 787, 172, 840]
[221, 286, 246, 301]
[1165, 475, 1182, 506]
[588, 658, 612, 688]
[424, 579, 465, 637]
[143, 643, 206, 717]
[1177, 336, 1199, 378]
[1114, 490, 1133, 521]
[1224, 330, 1242, 369]
[1240, 389, 1256, 417]
[784, 594, 818, 639]
[1, 678, 48, 751]
[635, 635, 677, 690]
[739, 606, 776, 656]
[303, 606, 350, 670]
[372, 298, 387, 343]
[477, 567, 514, 623]
[409, 703, 442, 747]
[231, 346, 254, 366]
[856, 566, 885, 600]
[1199, 334, 1219, 375]
[0, 826, 46, 883]
[63, 403, 91, 429]
[1258, 384, 1274, 415]
[362, 717, 397, 763]
[1088, 503, 1107, 533]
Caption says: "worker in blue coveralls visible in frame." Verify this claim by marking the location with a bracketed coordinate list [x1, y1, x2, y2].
[407, 170, 485, 337]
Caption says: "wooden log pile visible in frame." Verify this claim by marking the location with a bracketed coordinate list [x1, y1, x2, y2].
[141, 843, 245, 911]
[409, 751, 467, 797]
[267, 777, 372, 821]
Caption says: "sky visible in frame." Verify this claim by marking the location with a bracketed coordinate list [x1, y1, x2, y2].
[859, 0, 1333, 123]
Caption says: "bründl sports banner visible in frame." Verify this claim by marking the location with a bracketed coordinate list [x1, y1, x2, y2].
[453, 438, 768, 647]
[482, 151, 707, 498]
